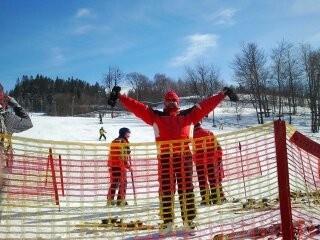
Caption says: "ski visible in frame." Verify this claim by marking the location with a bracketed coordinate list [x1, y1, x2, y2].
[76, 217, 157, 231]
[217, 199, 278, 214]
[159, 226, 196, 238]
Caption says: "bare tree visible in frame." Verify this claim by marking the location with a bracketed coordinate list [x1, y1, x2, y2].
[284, 42, 302, 120]
[232, 42, 269, 124]
[103, 66, 124, 93]
[126, 72, 151, 101]
[153, 73, 178, 101]
[270, 40, 287, 116]
[185, 63, 223, 99]
[270, 41, 303, 123]
[176, 78, 192, 96]
[207, 67, 224, 95]
[300, 44, 320, 132]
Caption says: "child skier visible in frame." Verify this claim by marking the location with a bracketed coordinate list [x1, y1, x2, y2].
[99, 127, 106, 141]
[107, 127, 131, 206]
[193, 121, 225, 205]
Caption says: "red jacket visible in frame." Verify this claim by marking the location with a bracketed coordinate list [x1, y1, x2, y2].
[193, 125, 222, 164]
[119, 93, 225, 149]
[108, 137, 131, 168]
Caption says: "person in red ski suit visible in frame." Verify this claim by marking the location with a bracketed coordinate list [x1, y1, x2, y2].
[193, 122, 225, 206]
[107, 127, 131, 207]
[107, 86, 237, 231]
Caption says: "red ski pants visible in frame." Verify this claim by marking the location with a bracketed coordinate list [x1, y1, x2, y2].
[158, 152, 196, 223]
[107, 167, 127, 201]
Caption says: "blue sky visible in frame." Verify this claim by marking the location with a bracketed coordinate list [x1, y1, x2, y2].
[1, 0, 320, 91]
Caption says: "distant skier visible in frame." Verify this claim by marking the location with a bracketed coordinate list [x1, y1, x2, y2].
[107, 85, 238, 233]
[0, 83, 33, 189]
[99, 127, 106, 141]
[107, 127, 131, 206]
[99, 112, 103, 124]
[193, 121, 226, 205]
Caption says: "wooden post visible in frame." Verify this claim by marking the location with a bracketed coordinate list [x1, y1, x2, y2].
[274, 120, 294, 239]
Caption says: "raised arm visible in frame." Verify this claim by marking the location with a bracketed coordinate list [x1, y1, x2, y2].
[107, 86, 154, 125]
[3, 97, 33, 133]
[119, 94, 154, 125]
[189, 87, 238, 124]
[189, 91, 226, 124]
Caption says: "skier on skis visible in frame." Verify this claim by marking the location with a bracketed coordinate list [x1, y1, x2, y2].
[99, 127, 106, 141]
[99, 112, 103, 124]
[193, 121, 226, 206]
[107, 85, 238, 232]
[107, 127, 131, 206]
[0, 83, 33, 189]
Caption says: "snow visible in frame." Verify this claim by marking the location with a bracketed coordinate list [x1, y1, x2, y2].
[18, 101, 319, 143]
[18, 103, 251, 142]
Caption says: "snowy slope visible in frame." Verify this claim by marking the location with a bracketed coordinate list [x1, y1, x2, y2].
[16, 103, 319, 143]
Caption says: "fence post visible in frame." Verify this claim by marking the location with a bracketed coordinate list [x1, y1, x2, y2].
[49, 148, 60, 208]
[274, 120, 293, 239]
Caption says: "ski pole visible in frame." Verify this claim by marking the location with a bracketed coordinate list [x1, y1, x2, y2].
[239, 142, 248, 200]
[129, 156, 137, 205]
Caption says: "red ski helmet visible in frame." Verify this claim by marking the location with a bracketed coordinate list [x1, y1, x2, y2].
[164, 90, 179, 102]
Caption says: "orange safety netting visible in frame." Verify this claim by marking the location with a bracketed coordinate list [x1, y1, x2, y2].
[0, 121, 320, 239]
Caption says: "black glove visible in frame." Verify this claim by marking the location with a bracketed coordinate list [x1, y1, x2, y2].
[223, 87, 239, 102]
[107, 86, 121, 107]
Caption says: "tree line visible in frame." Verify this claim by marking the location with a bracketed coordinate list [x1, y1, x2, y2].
[232, 41, 320, 132]
[10, 75, 106, 116]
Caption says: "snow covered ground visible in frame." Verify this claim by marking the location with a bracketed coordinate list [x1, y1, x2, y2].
[18, 102, 319, 144]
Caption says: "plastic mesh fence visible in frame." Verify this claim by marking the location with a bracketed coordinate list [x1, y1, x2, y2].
[0, 122, 319, 239]
[286, 126, 320, 239]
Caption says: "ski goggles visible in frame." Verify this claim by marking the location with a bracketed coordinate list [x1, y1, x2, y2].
[164, 100, 179, 109]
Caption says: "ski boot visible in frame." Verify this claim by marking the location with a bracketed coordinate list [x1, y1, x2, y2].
[117, 199, 128, 206]
[211, 186, 226, 205]
[159, 221, 174, 235]
[183, 220, 198, 231]
[106, 199, 116, 206]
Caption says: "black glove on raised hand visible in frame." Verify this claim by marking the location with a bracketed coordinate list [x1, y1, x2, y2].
[107, 86, 121, 107]
[223, 87, 239, 102]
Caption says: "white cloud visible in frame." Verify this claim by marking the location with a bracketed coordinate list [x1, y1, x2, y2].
[51, 47, 65, 66]
[291, 0, 320, 15]
[72, 24, 110, 35]
[170, 34, 218, 67]
[75, 8, 93, 18]
[73, 24, 95, 35]
[207, 8, 238, 25]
